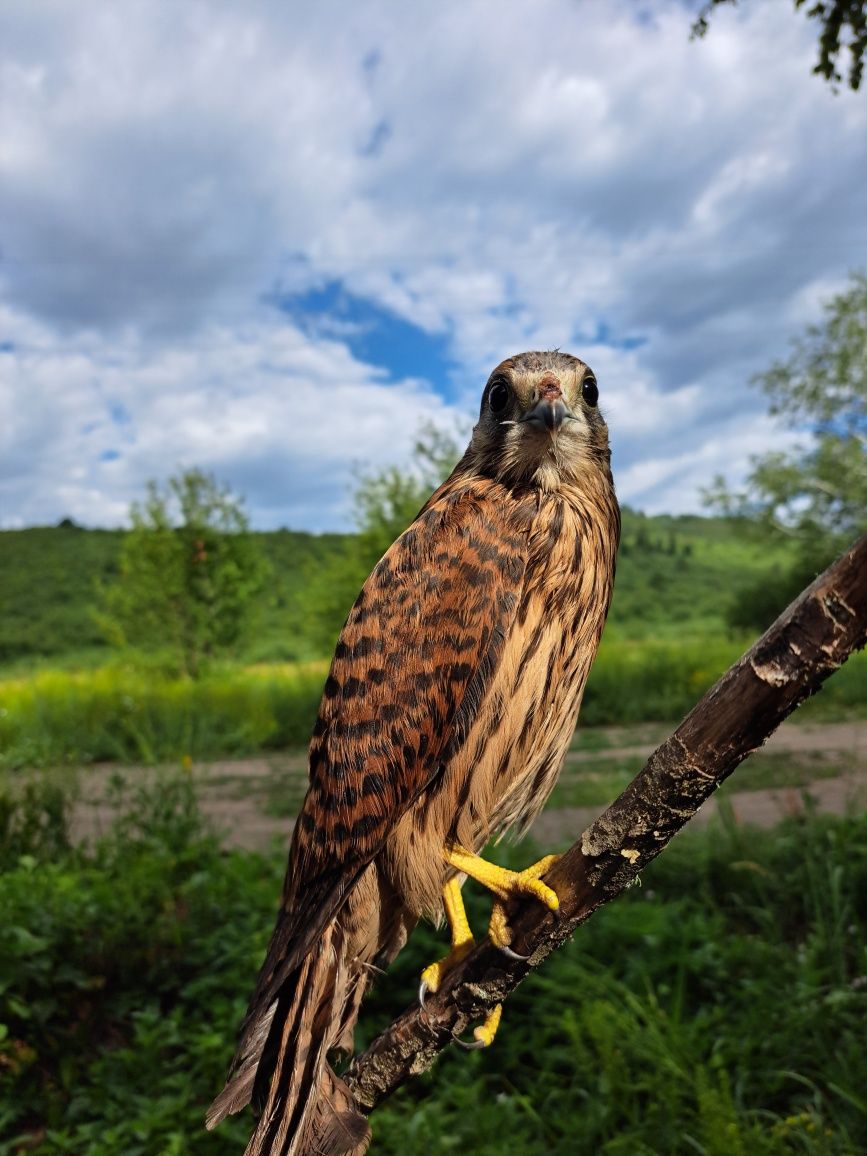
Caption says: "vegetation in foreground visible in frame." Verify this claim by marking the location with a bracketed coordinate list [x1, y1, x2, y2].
[1, 776, 865, 1155]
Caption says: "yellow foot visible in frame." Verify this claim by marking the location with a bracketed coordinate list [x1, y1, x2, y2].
[454, 1001, 503, 1050]
[419, 938, 475, 1003]
[445, 848, 561, 954]
[419, 875, 475, 1006]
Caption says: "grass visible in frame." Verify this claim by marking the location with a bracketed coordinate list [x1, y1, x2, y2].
[582, 636, 867, 728]
[0, 526, 124, 664]
[1, 513, 863, 774]
[1, 775, 865, 1154]
[0, 524, 348, 667]
[718, 749, 862, 792]
[607, 510, 798, 641]
[363, 805, 867, 1155]
[0, 662, 328, 770]
[2, 510, 862, 1152]
[3, 641, 866, 773]
[548, 755, 651, 809]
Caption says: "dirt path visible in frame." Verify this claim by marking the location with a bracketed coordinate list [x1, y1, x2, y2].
[532, 771, 867, 847]
[69, 717, 867, 852]
[572, 719, 867, 762]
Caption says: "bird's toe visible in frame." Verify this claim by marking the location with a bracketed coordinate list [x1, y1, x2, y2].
[453, 1003, 503, 1049]
[418, 939, 475, 1010]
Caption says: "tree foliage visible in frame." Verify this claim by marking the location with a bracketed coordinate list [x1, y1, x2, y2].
[706, 272, 867, 629]
[352, 420, 463, 559]
[295, 422, 463, 654]
[101, 470, 268, 677]
[692, 0, 867, 90]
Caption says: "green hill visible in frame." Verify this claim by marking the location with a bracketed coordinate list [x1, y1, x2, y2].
[0, 524, 123, 664]
[0, 511, 796, 671]
[609, 509, 797, 640]
[0, 523, 348, 668]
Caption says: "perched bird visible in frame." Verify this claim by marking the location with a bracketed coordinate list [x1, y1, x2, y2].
[207, 350, 620, 1155]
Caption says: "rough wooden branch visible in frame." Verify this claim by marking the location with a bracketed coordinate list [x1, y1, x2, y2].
[344, 531, 867, 1113]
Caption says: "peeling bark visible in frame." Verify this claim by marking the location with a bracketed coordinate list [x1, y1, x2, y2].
[344, 532, 867, 1115]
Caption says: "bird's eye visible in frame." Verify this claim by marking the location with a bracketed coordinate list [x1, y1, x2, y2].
[582, 376, 599, 408]
[488, 381, 510, 415]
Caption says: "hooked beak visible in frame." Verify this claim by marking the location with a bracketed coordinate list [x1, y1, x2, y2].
[520, 396, 574, 432]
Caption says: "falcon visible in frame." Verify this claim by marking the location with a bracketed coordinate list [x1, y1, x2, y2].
[207, 350, 620, 1155]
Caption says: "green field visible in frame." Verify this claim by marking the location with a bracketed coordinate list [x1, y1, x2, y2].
[0, 523, 347, 670]
[1, 641, 866, 774]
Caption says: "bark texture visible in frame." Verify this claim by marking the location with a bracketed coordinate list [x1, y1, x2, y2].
[344, 531, 867, 1113]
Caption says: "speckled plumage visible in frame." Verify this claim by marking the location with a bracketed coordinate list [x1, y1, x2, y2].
[207, 351, 620, 1155]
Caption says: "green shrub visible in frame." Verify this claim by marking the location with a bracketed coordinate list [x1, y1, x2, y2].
[369, 811, 867, 1155]
[0, 775, 275, 1154]
[0, 775, 72, 870]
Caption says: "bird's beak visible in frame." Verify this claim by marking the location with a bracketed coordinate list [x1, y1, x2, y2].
[520, 396, 573, 432]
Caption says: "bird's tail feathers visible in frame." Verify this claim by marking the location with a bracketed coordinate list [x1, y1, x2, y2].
[231, 918, 370, 1156]
[205, 1001, 276, 1130]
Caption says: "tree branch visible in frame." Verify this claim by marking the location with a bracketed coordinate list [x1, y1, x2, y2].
[344, 531, 867, 1113]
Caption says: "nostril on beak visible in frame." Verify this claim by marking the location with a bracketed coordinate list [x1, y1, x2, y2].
[537, 375, 563, 403]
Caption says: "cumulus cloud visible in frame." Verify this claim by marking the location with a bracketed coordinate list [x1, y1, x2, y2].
[0, 304, 463, 528]
[0, 0, 865, 528]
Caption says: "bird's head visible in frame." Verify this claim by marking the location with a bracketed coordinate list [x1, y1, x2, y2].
[466, 350, 611, 491]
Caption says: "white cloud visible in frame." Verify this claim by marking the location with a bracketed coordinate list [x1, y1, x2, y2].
[0, 305, 463, 528]
[0, 0, 865, 527]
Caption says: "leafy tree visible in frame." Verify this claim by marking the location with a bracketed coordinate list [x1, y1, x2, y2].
[706, 272, 867, 629]
[352, 420, 463, 561]
[101, 469, 268, 677]
[692, 1, 867, 91]
[296, 422, 463, 654]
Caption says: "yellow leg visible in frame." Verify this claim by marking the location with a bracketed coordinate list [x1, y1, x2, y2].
[418, 876, 503, 1048]
[446, 847, 560, 951]
[420, 875, 476, 996]
[419, 849, 560, 1050]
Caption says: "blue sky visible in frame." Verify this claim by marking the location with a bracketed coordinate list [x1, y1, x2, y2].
[0, 0, 865, 530]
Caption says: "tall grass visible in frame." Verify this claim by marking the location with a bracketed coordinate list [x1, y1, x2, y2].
[583, 636, 867, 725]
[368, 806, 867, 1155]
[2, 642, 865, 771]
[0, 662, 327, 770]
